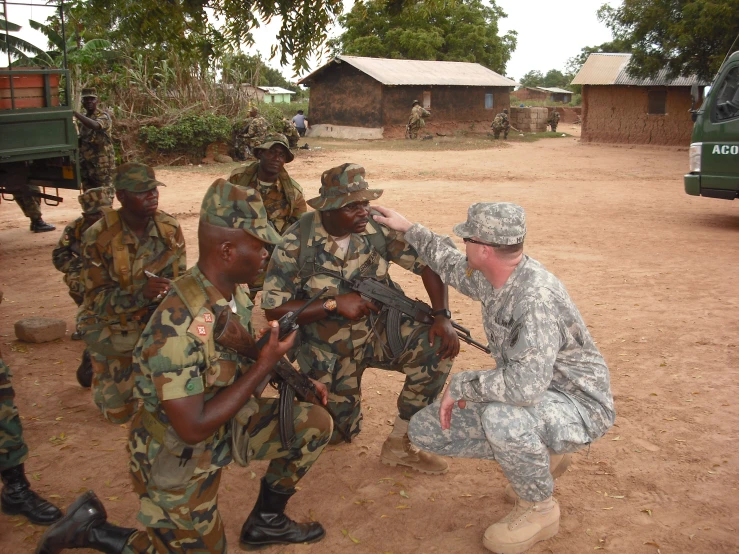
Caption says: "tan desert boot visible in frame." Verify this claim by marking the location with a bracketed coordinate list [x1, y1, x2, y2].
[483, 496, 560, 554]
[504, 452, 571, 503]
[380, 416, 448, 475]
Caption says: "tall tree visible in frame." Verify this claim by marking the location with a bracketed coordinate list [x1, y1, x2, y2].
[598, 0, 739, 82]
[329, 0, 517, 73]
[518, 70, 544, 88]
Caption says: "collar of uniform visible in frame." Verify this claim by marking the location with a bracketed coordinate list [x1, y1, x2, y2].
[494, 254, 530, 296]
[119, 212, 159, 245]
[190, 264, 254, 314]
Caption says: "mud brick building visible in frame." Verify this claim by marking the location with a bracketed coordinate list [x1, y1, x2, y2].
[298, 56, 518, 139]
[513, 87, 574, 104]
[572, 53, 706, 146]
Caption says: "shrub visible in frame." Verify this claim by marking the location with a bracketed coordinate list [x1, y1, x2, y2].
[139, 113, 232, 153]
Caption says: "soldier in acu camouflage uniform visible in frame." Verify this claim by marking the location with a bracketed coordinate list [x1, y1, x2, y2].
[77, 163, 186, 424]
[37, 180, 330, 554]
[0, 289, 63, 526]
[74, 88, 115, 198]
[373, 202, 616, 554]
[262, 163, 459, 475]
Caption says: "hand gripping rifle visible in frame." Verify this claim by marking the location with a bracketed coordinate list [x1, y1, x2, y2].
[213, 287, 351, 449]
[338, 276, 491, 360]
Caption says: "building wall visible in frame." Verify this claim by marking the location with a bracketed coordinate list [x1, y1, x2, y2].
[509, 107, 549, 132]
[581, 85, 695, 145]
[306, 64, 384, 127]
[381, 86, 510, 125]
[263, 93, 292, 104]
[512, 88, 548, 102]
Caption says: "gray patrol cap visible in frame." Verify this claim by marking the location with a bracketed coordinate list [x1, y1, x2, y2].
[453, 202, 526, 245]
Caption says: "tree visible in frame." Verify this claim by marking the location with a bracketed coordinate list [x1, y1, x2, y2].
[597, 0, 739, 82]
[329, 0, 517, 74]
[0, 17, 52, 63]
[519, 70, 544, 88]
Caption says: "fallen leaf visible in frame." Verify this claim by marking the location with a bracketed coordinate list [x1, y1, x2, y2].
[465, 523, 473, 528]
[399, 490, 409, 499]
[341, 529, 360, 544]
[107, 496, 119, 501]
[644, 541, 661, 548]
[602, 507, 613, 510]
[380, 515, 390, 518]
[641, 509, 652, 516]
[611, 436, 622, 441]
[663, 417, 677, 421]
[459, 493, 472, 497]
[31, 473, 40, 481]
[396, 505, 410, 510]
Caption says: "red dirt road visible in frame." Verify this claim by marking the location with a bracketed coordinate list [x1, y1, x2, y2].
[2, 127, 738, 553]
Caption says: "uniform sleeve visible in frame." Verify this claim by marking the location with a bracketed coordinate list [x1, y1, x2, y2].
[52, 223, 77, 273]
[290, 184, 308, 221]
[97, 112, 112, 134]
[448, 295, 561, 405]
[261, 229, 302, 309]
[136, 305, 205, 401]
[383, 224, 427, 276]
[404, 223, 484, 300]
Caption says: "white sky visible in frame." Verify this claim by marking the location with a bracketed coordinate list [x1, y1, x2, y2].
[5, 0, 621, 82]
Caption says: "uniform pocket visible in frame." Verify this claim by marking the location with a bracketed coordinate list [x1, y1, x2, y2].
[150, 426, 207, 491]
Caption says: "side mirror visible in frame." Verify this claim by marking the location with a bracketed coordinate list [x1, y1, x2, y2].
[691, 111, 698, 123]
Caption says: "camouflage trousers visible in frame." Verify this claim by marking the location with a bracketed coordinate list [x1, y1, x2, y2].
[409, 390, 592, 502]
[89, 346, 138, 424]
[124, 398, 331, 553]
[0, 358, 28, 470]
[492, 126, 509, 139]
[13, 184, 42, 220]
[297, 318, 453, 444]
[80, 150, 114, 190]
[63, 269, 84, 306]
[408, 121, 422, 139]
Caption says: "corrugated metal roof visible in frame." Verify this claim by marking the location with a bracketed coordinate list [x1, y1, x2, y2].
[259, 86, 295, 95]
[299, 55, 518, 87]
[572, 53, 707, 86]
[538, 86, 573, 94]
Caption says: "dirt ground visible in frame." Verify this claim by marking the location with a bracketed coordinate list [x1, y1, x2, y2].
[1, 124, 738, 553]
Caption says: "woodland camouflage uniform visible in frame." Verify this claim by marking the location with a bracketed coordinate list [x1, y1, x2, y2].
[280, 117, 300, 148]
[244, 114, 270, 154]
[548, 109, 561, 132]
[0, 290, 27, 473]
[78, 89, 116, 196]
[78, 165, 186, 424]
[408, 102, 430, 139]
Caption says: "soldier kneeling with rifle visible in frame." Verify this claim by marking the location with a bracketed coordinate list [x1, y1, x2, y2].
[36, 179, 331, 554]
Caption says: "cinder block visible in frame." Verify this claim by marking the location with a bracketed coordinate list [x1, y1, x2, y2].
[14, 317, 67, 343]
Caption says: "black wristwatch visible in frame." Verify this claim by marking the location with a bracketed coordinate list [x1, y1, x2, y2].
[431, 308, 451, 319]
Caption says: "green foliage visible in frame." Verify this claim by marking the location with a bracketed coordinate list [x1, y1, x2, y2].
[518, 69, 573, 90]
[139, 114, 232, 153]
[519, 70, 544, 88]
[330, 0, 517, 73]
[597, 0, 739, 82]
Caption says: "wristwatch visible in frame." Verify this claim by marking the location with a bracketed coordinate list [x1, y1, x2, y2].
[431, 308, 452, 319]
[322, 297, 338, 313]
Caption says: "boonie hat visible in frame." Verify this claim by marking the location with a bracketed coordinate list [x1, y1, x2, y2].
[81, 87, 97, 98]
[114, 163, 166, 192]
[78, 187, 112, 215]
[453, 202, 526, 246]
[253, 133, 294, 163]
[200, 178, 282, 245]
[307, 163, 383, 211]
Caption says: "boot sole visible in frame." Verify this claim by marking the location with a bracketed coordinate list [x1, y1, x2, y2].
[239, 530, 326, 551]
[1, 503, 61, 526]
[482, 519, 559, 554]
[380, 457, 449, 475]
[35, 491, 96, 554]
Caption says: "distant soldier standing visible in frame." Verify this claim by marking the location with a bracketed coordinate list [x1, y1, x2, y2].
[244, 106, 270, 157]
[74, 88, 115, 198]
[408, 99, 430, 139]
[78, 163, 186, 424]
[548, 109, 561, 132]
[491, 108, 511, 139]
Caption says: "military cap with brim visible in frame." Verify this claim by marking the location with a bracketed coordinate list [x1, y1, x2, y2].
[453, 202, 526, 246]
[253, 133, 294, 163]
[307, 163, 383, 211]
[78, 187, 112, 214]
[200, 178, 282, 245]
[114, 163, 167, 192]
[81, 87, 97, 98]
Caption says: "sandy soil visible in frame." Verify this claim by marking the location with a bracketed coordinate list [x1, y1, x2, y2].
[2, 124, 738, 553]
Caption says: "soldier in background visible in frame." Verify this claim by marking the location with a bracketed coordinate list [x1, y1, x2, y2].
[280, 117, 300, 148]
[9, 185, 56, 233]
[408, 99, 430, 139]
[548, 109, 561, 132]
[77, 163, 186, 424]
[74, 88, 115, 198]
[244, 106, 270, 157]
[491, 108, 511, 139]
[291, 109, 309, 136]
[0, 289, 63, 526]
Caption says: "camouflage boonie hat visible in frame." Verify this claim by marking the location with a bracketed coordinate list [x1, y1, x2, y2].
[81, 87, 97, 98]
[114, 163, 166, 192]
[453, 202, 526, 246]
[412, 99, 420, 106]
[253, 133, 294, 163]
[200, 178, 282, 245]
[78, 187, 112, 215]
[307, 163, 383, 211]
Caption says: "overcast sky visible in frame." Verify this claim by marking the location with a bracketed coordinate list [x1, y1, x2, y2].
[6, 0, 620, 81]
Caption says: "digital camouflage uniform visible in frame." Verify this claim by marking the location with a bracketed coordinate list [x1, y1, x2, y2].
[262, 165, 454, 443]
[491, 111, 511, 139]
[124, 179, 330, 553]
[52, 188, 112, 306]
[405, 203, 615, 503]
[408, 103, 431, 139]
[78, 167, 186, 424]
[79, 108, 115, 196]
[548, 110, 561, 132]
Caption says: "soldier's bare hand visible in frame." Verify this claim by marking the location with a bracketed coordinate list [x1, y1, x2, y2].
[257, 321, 296, 368]
[143, 277, 171, 300]
[439, 386, 466, 430]
[310, 379, 329, 406]
[429, 318, 460, 360]
[336, 292, 380, 320]
[372, 205, 412, 233]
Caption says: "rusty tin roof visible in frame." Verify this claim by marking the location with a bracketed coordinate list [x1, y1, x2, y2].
[572, 53, 707, 86]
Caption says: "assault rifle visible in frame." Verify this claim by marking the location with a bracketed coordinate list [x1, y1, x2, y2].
[331, 274, 490, 359]
[214, 286, 351, 448]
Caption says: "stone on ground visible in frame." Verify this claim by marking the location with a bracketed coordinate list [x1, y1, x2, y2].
[14, 318, 66, 343]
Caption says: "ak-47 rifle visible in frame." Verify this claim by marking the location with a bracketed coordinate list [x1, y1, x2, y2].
[214, 286, 352, 448]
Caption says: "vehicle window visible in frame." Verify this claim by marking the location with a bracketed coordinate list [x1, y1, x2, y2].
[715, 66, 739, 121]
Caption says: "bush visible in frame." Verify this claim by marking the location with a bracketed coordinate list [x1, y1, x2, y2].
[139, 113, 232, 153]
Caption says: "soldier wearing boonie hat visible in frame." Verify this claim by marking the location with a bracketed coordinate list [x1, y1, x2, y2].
[75, 86, 115, 196]
[36, 178, 331, 554]
[262, 162, 458, 475]
[371, 201, 615, 554]
[408, 99, 431, 139]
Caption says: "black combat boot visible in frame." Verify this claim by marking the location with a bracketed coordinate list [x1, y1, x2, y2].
[239, 478, 325, 550]
[30, 218, 56, 233]
[1, 464, 62, 525]
[76, 350, 93, 388]
[35, 491, 136, 554]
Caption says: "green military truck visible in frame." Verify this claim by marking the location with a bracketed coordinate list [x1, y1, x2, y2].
[0, 66, 81, 211]
[684, 51, 739, 200]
